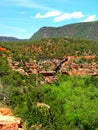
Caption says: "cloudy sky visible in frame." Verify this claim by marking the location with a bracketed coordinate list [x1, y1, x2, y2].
[0, 0, 97, 39]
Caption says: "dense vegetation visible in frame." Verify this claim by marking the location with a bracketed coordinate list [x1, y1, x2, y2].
[31, 21, 98, 41]
[0, 37, 98, 62]
[0, 35, 98, 130]
[0, 58, 98, 130]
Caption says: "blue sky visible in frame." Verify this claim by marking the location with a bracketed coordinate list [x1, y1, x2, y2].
[0, 0, 98, 39]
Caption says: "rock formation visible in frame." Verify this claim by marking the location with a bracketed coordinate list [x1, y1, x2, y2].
[0, 108, 23, 130]
[6, 54, 98, 84]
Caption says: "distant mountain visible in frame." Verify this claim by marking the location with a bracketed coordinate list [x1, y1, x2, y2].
[0, 36, 19, 42]
[30, 21, 98, 41]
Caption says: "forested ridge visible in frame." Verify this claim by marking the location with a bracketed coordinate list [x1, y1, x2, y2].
[31, 21, 98, 41]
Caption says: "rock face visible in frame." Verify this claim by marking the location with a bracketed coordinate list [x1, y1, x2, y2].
[0, 108, 23, 130]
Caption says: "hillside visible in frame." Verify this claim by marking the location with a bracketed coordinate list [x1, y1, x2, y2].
[1, 38, 98, 57]
[0, 36, 20, 42]
[0, 36, 98, 129]
[0, 38, 98, 78]
[30, 21, 98, 41]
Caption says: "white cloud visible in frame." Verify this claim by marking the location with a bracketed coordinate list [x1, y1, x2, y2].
[83, 15, 96, 22]
[35, 10, 62, 18]
[54, 11, 84, 22]
[34, 10, 84, 22]
[54, 13, 70, 22]
[71, 12, 84, 18]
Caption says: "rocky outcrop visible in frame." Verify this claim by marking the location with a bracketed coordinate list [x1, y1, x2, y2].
[0, 108, 23, 130]
[60, 55, 98, 76]
[7, 55, 98, 84]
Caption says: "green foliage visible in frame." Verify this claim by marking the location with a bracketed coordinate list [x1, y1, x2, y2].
[1, 73, 98, 130]
[42, 75, 98, 130]
[0, 30, 98, 130]
[0, 57, 11, 77]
